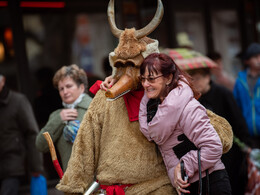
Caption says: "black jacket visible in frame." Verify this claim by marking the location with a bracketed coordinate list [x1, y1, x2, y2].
[0, 87, 43, 179]
[199, 81, 249, 195]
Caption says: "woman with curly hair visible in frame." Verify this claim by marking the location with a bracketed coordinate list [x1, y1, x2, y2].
[36, 64, 92, 171]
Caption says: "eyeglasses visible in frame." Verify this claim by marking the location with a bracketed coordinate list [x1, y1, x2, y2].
[139, 75, 164, 83]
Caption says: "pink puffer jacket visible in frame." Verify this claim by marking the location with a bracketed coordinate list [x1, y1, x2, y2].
[139, 81, 225, 186]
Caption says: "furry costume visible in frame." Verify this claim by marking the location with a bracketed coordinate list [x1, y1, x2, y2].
[56, 90, 175, 194]
[56, 1, 232, 194]
[56, 1, 175, 193]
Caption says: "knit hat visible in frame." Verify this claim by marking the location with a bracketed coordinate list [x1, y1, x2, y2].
[244, 43, 260, 60]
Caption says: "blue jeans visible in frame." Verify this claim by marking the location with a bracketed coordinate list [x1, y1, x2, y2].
[0, 177, 20, 195]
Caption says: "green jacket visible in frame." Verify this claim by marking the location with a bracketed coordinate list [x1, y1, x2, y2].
[36, 94, 92, 171]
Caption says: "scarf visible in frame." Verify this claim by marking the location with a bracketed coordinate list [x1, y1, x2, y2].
[62, 93, 85, 109]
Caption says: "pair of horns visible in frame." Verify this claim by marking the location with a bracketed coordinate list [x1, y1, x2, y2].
[107, 0, 164, 39]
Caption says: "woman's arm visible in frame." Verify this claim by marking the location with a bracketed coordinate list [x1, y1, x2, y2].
[180, 102, 223, 179]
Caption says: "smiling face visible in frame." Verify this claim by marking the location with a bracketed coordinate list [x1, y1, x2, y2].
[58, 76, 84, 104]
[141, 67, 171, 101]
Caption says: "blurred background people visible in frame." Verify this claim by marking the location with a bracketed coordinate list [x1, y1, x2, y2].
[34, 67, 62, 129]
[33, 67, 63, 181]
[187, 67, 250, 195]
[233, 42, 260, 149]
[0, 74, 43, 195]
[36, 64, 92, 172]
[207, 51, 235, 91]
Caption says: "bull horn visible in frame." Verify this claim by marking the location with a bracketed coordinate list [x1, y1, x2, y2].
[135, 0, 164, 39]
[108, 0, 164, 39]
[107, 0, 123, 38]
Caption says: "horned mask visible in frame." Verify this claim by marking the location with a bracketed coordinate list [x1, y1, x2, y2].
[105, 0, 164, 100]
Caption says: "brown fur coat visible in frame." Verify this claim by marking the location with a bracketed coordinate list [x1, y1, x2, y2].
[56, 90, 176, 195]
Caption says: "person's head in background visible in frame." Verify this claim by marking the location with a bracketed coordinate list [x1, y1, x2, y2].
[187, 68, 211, 95]
[207, 51, 222, 68]
[0, 74, 5, 93]
[243, 43, 260, 76]
[53, 64, 88, 104]
[207, 51, 223, 75]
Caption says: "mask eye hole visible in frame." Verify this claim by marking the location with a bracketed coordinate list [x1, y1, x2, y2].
[114, 62, 124, 68]
[114, 61, 135, 68]
[125, 61, 135, 67]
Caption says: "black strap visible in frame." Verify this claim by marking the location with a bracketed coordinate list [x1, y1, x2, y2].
[206, 170, 209, 195]
[198, 149, 202, 195]
[198, 149, 210, 195]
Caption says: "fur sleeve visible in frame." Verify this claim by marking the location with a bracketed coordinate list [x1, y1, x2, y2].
[56, 91, 105, 194]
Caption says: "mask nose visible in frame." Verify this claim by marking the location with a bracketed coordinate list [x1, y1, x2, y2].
[105, 74, 134, 99]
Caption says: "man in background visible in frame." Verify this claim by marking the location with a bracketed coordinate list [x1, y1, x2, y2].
[0, 74, 43, 195]
[207, 51, 235, 91]
[233, 43, 260, 148]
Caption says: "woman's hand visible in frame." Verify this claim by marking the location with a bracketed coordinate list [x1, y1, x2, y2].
[100, 75, 117, 91]
[60, 109, 78, 121]
[174, 162, 190, 194]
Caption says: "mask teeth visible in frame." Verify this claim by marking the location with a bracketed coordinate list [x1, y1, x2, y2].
[106, 90, 131, 101]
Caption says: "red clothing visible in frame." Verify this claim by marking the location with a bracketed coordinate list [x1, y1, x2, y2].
[89, 81, 143, 122]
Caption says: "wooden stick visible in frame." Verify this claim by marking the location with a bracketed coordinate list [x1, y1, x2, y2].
[43, 132, 63, 179]
[43, 132, 57, 161]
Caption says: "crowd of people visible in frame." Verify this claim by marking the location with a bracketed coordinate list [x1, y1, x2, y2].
[1, 2, 260, 192]
[0, 41, 260, 195]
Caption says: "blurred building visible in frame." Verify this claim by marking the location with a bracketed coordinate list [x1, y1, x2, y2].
[0, 0, 260, 100]
[0, 0, 259, 193]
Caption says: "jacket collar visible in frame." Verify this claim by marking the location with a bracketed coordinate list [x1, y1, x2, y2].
[75, 94, 91, 109]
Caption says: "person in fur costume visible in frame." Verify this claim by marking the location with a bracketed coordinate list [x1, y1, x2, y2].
[56, 0, 232, 194]
[57, 1, 176, 194]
